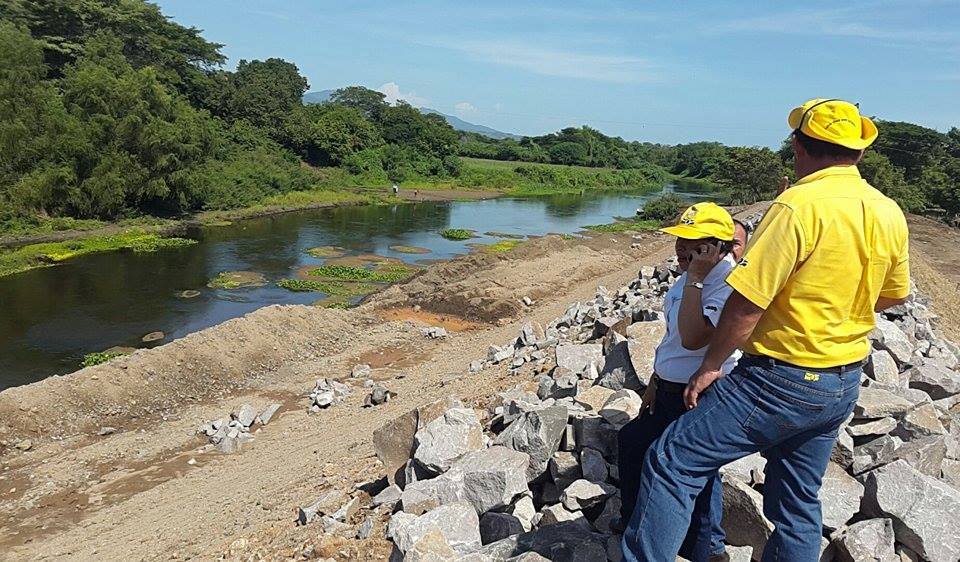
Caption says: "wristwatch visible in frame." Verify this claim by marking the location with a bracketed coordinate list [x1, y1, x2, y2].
[685, 281, 704, 290]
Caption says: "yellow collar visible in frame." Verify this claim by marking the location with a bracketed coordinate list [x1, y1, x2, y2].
[794, 165, 862, 187]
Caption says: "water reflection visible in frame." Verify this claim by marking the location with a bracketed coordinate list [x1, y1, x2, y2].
[0, 188, 706, 388]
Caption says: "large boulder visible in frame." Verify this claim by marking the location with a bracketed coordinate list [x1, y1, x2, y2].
[625, 320, 665, 385]
[388, 502, 482, 556]
[447, 446, 531, 515]
[599, 389, 642, 429]
[908, 362, 960, 401]
[559, 479, 615, 511]
[555, 344, 604, 375]
[861, 460, 960, 562]
[401, 475, 464, 515]
[831, 518, 897, 562]
[868, 350, 902, 387]
[721, 479, 773, 554]
[374, 396, 463, 484]
[479, 512, 525, 546]
[493, 405, 568, 481]
[476, 521, 608, 562]
[854, 386, 915, 419]
[819, 462, 864, 531]
[414, 407, 485, 474]
[573, 385, 615, 412]
[873, 317, 915, 365]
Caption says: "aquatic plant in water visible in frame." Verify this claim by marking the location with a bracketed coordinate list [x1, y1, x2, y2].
[305, 246, 347, 258]
[389, 245, 431, 255]
[207, 271, 268, 289]
[439, 228, 474, 241]
[307, 264, 416, 283]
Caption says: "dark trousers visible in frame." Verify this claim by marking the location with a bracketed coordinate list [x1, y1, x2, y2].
[618, 385, 726, 561]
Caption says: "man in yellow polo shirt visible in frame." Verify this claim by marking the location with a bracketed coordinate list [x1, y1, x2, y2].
[622, 99, 910, 562]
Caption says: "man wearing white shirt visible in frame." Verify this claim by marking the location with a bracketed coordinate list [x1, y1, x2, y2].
[618, 202, 742, 562]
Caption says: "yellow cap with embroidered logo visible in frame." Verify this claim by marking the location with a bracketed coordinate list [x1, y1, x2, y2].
[659, 202, 734, 241]
[788, 98, 878, 150]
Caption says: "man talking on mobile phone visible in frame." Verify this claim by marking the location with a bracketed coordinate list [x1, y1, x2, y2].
[622, 99, 911, 561]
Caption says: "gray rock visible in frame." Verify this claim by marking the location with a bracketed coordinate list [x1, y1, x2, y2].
[721, 479, 773, 554]
[560, 479, 614, 511]
[365, 384, 392, 407]
[580, 447, 609, 483]
[446, 446, 531, 515]
[832, 518, 897, 562]
[509, 494, 537, 532]
[372, 484, 402, 508]
[330, 496, 360, 522]
[573, 385, 615, 412]
[847, 417, 898, 438]
[414, 407, 485, 474]
[720, 453, 767, 486]
[869, 350, 903, 387]
[599, 389, 642, 428]
[97, 426, 117, 436]
[257, 403, 281, 425]
[861, 460, 960, 562]
[592, 494, 621, 534]
[405, 527, 458, 561]
[507, 553, 550, 562]
[537, 503, 587, 527]
[357, 514, 375, 539]
[855, 386, 915, 419]
[908, 362, 960, 401]
[420, 326, 448, 339]
[897, 403, 946, 437]
[494, 405, 569, 481]
[352, 364, 372, 378]
[941, 458, 960, 488]
[297, 490, 346, 525]
[479, 512, 525, 545]
[388, 502, 482, 556]
[820, 462, 865, 531]
[216, 435, 242, 454]
[832, 425, 855, 469]
[874, 317, 915, 365]
[853, 435, 903, 475]
[726, 545, 754, 562]
[573, 417, 617, 459]
[549, 451, 582, 488]
[476, 521, 607, 562]
[555, 344, 604, 375]
[233, 403, 258, 428]
[401, 475, 463, 515]
[520, 322, 546, 347]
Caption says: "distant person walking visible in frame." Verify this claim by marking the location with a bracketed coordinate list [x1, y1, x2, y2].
[622, 99, 911, 561]
[392, 183, 399, 195]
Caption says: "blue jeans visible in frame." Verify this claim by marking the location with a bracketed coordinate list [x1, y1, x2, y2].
[622, 356, 861, 562]
[618, 386, 726, 561]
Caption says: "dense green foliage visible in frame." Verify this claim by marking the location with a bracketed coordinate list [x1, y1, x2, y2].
[439, 228, 475, 240]
[2, 0, 958, 238]
[639, 193, 685, 222]
[81, 350, 127, 367]
[582, 219, 660, 233]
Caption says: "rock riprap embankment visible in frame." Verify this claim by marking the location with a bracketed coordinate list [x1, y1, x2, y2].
[296, 261, 960, 561]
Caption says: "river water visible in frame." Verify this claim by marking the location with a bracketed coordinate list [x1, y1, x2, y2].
[0, 188, 705, 389]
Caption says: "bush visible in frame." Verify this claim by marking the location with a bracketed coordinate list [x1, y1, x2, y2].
[439, 228, 474, 240]
[639, 193, 685, 222]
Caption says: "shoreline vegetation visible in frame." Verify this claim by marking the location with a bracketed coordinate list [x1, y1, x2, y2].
[0, 158, 679, 279]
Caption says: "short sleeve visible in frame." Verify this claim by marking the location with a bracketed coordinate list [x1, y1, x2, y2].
[702, 282, 733, 326]
[880, 240, 910, 299]
[725, 203, 805, 309]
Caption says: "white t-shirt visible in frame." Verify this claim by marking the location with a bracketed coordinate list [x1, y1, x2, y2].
[654, 254, 740, 383]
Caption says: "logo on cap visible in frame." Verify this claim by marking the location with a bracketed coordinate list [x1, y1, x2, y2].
[680, 206, 698, 225]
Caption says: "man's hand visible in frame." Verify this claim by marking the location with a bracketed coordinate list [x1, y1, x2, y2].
[687, 242, 722, 282]
[776, 175, 790, 196]
[639, 375, 658, 416]
[684, 366, 723, 409]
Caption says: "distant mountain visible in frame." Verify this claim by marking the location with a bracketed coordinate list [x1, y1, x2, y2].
[419, 108, 520, 140]
[301, 90, 520, 140]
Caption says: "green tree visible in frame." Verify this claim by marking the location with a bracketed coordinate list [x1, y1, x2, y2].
[285, 104, 383, 166]
[872, 120, 950, 180]
[713, 147, 787, 204]
[330, 86, 387, 120]
[217, 58, 308, 137]
[859, 151, 925, 212]
[548, 142, 588, 166]
[0, 0, 224, 98]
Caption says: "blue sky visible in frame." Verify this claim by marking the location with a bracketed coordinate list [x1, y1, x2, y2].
[156, 0, 959, 147]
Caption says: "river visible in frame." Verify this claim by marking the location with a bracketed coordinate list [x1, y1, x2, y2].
[0, 188, 706, 389]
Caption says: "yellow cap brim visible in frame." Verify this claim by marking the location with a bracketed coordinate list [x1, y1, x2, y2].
[788, 107, 878, 150]
[659, 224, 715, 240]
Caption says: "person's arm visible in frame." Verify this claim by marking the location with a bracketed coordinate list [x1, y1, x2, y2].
[683, 202, 804, 409]
[683, 292, 764, 408]
[677, 243, 723, 350]
[875, 296, 907, 312]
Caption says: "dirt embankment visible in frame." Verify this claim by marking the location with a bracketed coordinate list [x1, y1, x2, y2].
[0, 226, 676, 561]
[2, 205, 958, 561]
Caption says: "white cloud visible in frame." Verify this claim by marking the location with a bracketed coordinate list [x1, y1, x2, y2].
[454, 102, 478, 116]
[422, 39, 656, 83]
[377, 82, 428, 107]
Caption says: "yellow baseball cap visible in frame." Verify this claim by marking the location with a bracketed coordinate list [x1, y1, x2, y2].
[788, 98, 878, 150]
[659, 202, 734, 241]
